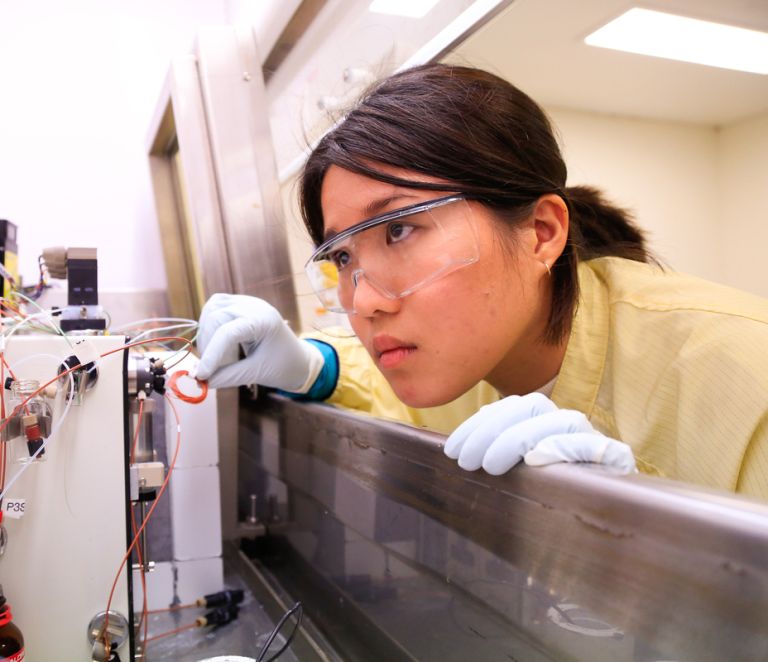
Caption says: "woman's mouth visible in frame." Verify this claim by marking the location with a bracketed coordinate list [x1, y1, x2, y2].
[378, 346, 417, 369]
[373, 335, 417, 369]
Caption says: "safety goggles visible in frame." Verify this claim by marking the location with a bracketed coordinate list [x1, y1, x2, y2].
[305, 194, 478, 314]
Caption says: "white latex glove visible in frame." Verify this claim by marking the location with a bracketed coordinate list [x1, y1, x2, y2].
[444, 393, 636, 475]
[194, 294, 324, 391]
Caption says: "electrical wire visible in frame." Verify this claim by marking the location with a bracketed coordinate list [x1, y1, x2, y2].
[114, 319, 198, 367]
[0, 334, 195, 654]
[0, 353, 32, 419]
[162, 341, 197, 371]
[10, 291, 48, 316]
[13, 288, 111, 333]
[100, 336, 194, 362]
[102, 391, 184, 653]
[2, 308, 73, 348]
[2, 352, 77, 513]
[0, 361, 75, 502]
[19, 255, 49, 301]
[167, 370, 208, 404]
[0, 337, 192, 503]
[129, 398, 150, 653]
[143, 621, 200, 644]
[146, 602, 197, 614]
[1, 352, 19, 380]
[0, 299, 25, 318]
[0, 356, 88, 437]
[127, 323, 197, 345]
[94, 337, 189, 643]
[0, 324, 203, 661]
[130, 333, 197, 359]
[109, 318, 198, 333]
[256, 602, 303, 662]
[130, 503, 149, 653]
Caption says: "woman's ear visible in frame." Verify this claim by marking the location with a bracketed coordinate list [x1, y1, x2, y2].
[531, 194, 569, 267]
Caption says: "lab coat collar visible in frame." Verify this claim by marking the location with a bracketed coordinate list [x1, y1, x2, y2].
[550, 260, 610, 416]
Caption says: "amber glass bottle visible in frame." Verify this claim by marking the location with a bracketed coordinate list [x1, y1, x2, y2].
[0, 585, 24, 661]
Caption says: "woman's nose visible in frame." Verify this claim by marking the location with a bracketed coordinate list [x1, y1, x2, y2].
[351, 272, 401, 317]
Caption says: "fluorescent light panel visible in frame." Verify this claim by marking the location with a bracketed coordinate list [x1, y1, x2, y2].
[369, 0, 441, 19]
[585, 7, 768, 75]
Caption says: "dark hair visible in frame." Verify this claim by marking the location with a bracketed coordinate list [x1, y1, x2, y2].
[300, 63, 651, 343]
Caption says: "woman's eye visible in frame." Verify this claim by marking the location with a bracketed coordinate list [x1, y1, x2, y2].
[386, 222, 414, 243]
[330, 250, 351, 270]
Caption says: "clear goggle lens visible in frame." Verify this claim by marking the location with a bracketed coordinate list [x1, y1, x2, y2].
[305, 195, 478, 314]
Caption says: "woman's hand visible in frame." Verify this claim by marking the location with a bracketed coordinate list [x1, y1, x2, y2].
[444, 393, 636, 474]
[194, 294, 324, 391]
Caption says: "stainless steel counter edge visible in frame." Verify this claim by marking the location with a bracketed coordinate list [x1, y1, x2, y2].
[240, 394, 768, 660]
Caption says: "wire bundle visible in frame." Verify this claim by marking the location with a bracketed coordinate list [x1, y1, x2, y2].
[0, 297, 311, 660]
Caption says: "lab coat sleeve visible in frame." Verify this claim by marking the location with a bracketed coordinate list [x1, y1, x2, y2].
[670, 322, 768, 501]
[735, 413, 768, 500]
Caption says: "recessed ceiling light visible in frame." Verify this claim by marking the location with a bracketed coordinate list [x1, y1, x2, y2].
[585, 7, 768, 75]
[369, 0, 441, 19]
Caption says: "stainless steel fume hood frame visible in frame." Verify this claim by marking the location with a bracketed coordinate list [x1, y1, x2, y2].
[237, 394, 768, 662]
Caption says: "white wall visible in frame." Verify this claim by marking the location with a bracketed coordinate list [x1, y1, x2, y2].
[717, 112, 768, 298]
[279, 98, 764, 334]
[3, 2, 764, 307]
[548, 107, 768, 299]
[282, 104, 751, 333]
[549, 107, 721, 282]
[0, 0, 233, 292]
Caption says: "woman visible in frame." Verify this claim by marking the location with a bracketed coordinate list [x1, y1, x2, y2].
[196, 64, 768, 500]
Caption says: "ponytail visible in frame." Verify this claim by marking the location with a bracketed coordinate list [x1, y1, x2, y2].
[300, 64, 656, 346]
[545, 186, 655, 345]
[565, 185, 651, 262]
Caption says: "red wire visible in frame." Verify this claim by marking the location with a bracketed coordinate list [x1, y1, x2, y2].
[146, 602, 197, 614]
[130, 507, 149, 651]
[144, 621, 199, 645]
[0, 335, 197, 653]
[0, 301, 25, 318]
[167, 370, 208, 404]
[129, 399, 149, 652]
[0, 336, 193, 439]
[0, 352, 31, 420]
[104, 336, 193, 357]
[102, 392, 183, 652]
[0, 352, 17, 380]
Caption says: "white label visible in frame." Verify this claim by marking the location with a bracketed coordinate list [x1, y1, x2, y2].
[4, 498, 26, 519]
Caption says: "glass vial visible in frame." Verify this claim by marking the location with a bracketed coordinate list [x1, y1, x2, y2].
[9, 380, 52, 463]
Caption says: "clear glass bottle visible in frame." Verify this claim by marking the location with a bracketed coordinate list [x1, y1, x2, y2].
[9, 380, 52, 463]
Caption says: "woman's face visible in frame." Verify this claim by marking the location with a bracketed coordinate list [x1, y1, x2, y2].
[319, 164, 559, 407]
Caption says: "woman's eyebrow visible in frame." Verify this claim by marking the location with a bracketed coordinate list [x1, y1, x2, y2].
[323, 193, 419, 241]
[362, 193, 417, 217]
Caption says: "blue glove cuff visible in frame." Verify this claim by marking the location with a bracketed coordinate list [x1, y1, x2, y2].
[280, 339, 339, 401]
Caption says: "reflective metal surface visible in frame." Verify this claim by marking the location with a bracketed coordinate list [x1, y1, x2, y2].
[195, 27, 299, 330]
[238, 394, 768, 662]
[147, 27, 301, 541]
[146, 27, 300, 328]
[147, 54, 233, 320]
